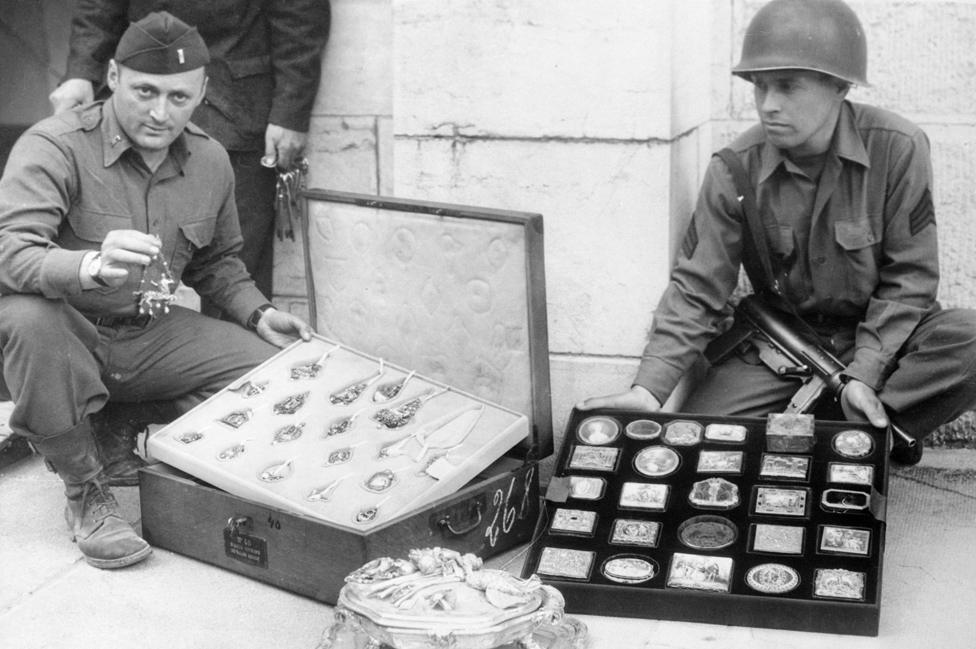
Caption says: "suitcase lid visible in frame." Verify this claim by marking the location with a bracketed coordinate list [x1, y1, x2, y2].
[300, 189, 553, 459]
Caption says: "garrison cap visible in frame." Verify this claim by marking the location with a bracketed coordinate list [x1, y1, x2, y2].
[114, 11, 210, 74]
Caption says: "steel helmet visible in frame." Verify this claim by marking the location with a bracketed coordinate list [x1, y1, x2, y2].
[733, 0, 868, 86]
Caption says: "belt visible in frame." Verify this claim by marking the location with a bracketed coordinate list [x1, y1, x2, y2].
[86, 313, 153, 329]
[803, 312, 861, 333]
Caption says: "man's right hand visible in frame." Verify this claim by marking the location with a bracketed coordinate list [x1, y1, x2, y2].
[576, 384, 662, 412]
[96, 230, 162, 287]
[49, 78, 95, 114]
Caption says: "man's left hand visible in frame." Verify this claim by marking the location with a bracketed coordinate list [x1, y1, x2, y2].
[264, 124, 307, 170]
[839, 379, 889, 429]
[255, 307, 314, 348]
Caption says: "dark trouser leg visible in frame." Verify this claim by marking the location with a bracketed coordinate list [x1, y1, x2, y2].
[0, 296, 150, 568]
[683, 307, 976, 458]
[91, 400, 179, 487]
[98, 305, 278, 415]
[202, 151, 277, 317]
[91, 306, 276, 482]
[877, 308, 976, 441]
[679, 345, 800, 417]
[0, 295, 107, 438]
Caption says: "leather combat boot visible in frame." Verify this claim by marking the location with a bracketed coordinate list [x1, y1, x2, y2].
[64, 478, 152, 569]
[33, 419, 152, 569]
[91, 406, 148, 487]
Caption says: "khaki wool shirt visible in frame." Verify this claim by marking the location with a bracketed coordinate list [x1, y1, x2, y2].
[635, 101, 939, 401]
[0, 100, 267, 325]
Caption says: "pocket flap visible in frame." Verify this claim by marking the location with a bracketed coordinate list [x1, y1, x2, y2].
[179, 218, 216, 248]
[225, 55, 271, 79]
[66, 209, 131, 242]
[834, 220, 876, 250]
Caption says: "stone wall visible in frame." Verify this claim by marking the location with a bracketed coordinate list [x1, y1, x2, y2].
[391, 1, 712, 438]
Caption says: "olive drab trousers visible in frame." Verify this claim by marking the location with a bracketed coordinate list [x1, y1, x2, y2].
[680, 307, 976, 441]
[0, 295, 278, 446]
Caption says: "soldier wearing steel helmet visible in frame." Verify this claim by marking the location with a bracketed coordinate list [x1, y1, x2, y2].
[580, 0, 976, 465]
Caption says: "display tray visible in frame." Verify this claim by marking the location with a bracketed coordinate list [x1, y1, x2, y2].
[520, 409, 890, 636]
[146, 334, 528, 531]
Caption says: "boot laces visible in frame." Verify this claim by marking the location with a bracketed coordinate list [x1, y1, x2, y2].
[83, 479, 120, 521]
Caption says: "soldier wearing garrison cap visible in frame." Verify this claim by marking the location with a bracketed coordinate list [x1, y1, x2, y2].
[52, 0, 331, 317]
[113, 10, 211, 73]
[580, 0, 976, 467]
[0, 11, 313, 569]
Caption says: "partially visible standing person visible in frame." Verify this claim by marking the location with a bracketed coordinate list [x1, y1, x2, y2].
[51, 0, 332, 308]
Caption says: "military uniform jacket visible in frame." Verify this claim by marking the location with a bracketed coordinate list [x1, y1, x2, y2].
[0, 101, 267, 325]
[634, 101, 939, 402]
[66, 0, 331, 151]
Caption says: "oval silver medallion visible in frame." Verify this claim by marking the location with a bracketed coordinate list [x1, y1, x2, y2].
[678, 515, 738, 550]
[625, 419, 662, 441]
[602, 555, 658, 584]
[746, 563, 801, 594]
[832, 429, 874, 459]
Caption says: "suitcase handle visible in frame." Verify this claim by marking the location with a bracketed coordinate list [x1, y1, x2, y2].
[436, 500, 483, 536]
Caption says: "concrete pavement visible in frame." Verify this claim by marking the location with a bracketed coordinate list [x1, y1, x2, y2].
[2, 449, 975, 649]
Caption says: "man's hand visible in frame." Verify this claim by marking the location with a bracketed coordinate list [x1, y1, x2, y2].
[255, 308, 314, 348]
[576, 384, 662, 412]
[96, 230, 162, 287]
[839, 379, 889, 428]
[263, 123, 307, 170]
[49, 78, 95, 114]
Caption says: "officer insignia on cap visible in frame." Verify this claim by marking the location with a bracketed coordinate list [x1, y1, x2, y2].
[114, 11, 209, 74]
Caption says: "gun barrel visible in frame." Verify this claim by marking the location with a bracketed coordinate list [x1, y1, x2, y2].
[740, 297, 917, 449]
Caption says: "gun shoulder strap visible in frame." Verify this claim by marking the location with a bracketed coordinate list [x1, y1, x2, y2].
[712, 148, 835, 351]
[714, 147, 784, 301]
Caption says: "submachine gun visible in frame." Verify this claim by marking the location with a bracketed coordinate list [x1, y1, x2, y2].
[706, 294, 916, 448]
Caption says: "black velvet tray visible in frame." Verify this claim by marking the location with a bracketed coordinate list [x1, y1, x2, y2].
[520, 409, 890, 636]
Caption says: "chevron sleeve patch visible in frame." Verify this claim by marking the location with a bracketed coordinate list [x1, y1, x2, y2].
[908, 187, 935, 236]
[681, 214, 699, 258]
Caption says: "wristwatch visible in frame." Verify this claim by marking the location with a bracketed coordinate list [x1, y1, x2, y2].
[246, 303, 275, 330]
[86, 252, 110, 288]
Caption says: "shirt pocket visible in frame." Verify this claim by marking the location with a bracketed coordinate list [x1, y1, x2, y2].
[833, 218, 880, 302]
[64, 208, 131, 243]
[172, 217, 218, 270]
[834, 219, 878, 250]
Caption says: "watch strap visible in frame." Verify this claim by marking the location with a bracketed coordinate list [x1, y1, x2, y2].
[88, 252, 110, 288]
[246, 303, 275, 330]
